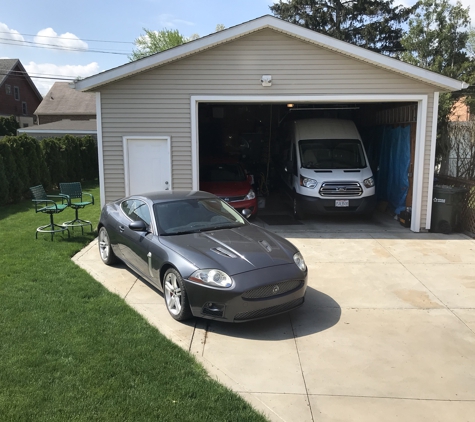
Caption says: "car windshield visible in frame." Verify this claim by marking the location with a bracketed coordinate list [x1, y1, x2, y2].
[200, 163, 247, 182]
[299, 139, 367, 169]
[154, 198, 247, 235]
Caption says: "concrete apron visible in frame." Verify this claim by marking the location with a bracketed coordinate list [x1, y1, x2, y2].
[72, 230, 475, 422]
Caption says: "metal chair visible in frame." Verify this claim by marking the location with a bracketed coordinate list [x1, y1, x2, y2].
[59, 182, 94, 233]
[29, 185, 70, 240]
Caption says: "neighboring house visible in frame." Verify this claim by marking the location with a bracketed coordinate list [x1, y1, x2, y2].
[449, 97, 471, 122]
[74, 15, 468, 232]
[34, 82, 95, 125]
[17, 119, 97, 140]
[0, 59, 42, 128]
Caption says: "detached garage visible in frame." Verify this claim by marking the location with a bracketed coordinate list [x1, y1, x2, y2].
[74, 15, 467, 232]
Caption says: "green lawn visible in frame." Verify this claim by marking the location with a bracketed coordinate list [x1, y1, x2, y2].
[0, 182, 266, 422]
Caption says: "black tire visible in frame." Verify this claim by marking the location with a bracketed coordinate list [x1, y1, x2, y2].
[98, 226, 119, 265]
[163, 268, 192, 321]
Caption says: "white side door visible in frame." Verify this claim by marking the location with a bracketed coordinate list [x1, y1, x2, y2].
[123, 136, 171, 196]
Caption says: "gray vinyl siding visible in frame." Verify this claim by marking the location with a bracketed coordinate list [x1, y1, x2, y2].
[99, 28, 441, 225]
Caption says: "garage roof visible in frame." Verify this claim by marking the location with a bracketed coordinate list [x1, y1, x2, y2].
[74, 15, 468, 93]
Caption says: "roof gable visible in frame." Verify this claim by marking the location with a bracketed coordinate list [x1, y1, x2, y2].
[0, 59, 43, 101]
[35, 82, 96, 116]
[75, 15, 467, 93]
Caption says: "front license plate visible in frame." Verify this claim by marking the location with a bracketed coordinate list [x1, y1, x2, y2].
[335, 200, 349, 207]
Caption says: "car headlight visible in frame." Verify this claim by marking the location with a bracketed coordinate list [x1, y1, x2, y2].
[245, 189, 256, 200]
[293, 252, 307, 272]
[300, 175, 317, 189]
[363, 177, 375, 188]
[189, 269, 234, 288]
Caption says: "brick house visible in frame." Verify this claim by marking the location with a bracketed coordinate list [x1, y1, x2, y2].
[0, 59, 43, 127]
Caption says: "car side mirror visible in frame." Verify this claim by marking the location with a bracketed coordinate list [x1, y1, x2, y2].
[241, 209, 252, 219]
[129, 220, 149, 232]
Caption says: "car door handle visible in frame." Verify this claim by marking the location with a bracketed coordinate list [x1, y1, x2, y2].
[119, 225, 125, 232]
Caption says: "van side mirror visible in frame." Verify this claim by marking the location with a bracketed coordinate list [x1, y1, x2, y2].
[284, 160, 293, 173]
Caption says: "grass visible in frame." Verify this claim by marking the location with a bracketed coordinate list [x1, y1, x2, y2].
[0, 182, 266, 422]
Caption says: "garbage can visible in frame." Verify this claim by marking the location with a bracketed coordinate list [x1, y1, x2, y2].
[431, 186, 467, 234]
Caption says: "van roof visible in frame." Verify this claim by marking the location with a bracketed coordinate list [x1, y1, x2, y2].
[293, 118, 361, 140]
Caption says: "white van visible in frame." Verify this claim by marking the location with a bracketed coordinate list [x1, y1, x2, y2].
[281, 118, 376, 218]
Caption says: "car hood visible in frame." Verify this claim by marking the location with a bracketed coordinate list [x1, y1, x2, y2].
[159, 224, 297, 276]
[199, 181, 251, 197]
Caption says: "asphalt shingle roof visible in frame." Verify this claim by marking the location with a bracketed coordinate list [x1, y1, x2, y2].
[35, 82, 96, 115]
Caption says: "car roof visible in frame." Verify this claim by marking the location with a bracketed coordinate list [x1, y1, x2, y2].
[128, 190, 217, 204]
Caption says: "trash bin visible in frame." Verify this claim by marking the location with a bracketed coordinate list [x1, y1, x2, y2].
[431, 185, 467, 234]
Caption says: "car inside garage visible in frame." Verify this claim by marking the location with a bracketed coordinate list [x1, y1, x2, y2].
[197, 101, 417, 228]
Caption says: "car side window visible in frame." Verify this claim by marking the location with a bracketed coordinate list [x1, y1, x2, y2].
[121, 199, 152, 225]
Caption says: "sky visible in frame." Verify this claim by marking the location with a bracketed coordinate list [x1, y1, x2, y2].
[1, 0, 474, 96]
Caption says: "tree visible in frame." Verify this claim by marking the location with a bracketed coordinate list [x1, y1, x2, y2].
[129, 28, 191, 61]
[0, 116, 20, 136]
[269, 0, 416, 55]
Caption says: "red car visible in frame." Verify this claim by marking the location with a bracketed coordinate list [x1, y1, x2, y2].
[199, 160, 258, 217]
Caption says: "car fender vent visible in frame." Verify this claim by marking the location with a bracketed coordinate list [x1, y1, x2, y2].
[258, 240, 272, 252]
[211, 247, 237, 258]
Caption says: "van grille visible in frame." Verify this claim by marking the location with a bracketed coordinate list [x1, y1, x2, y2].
[319, 182, 363, 197]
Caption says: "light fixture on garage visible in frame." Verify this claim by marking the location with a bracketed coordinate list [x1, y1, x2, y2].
[287, 103, 294, 108]
[261, 75, 272, 87]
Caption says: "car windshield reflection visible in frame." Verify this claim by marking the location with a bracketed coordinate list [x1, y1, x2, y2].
[154, 198, 247, 235]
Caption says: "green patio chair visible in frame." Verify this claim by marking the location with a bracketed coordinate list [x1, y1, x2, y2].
[29, 185, 70, 240]
[59, 182, 94, 233]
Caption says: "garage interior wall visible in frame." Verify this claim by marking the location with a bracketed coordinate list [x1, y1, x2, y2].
[97, 28, 440, 229]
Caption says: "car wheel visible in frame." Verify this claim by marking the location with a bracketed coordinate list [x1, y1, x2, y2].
[293, 196, 303, 220]
[98, 226, 119, 265]
[163, 268, 192, 321]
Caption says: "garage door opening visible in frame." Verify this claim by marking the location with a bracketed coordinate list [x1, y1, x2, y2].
[197, 101, 418, 228]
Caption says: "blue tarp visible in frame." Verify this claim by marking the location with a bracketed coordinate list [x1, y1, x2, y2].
[362, 125, 411, 215]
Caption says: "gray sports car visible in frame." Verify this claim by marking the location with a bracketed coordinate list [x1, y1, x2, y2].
[98, 190, 307, 322]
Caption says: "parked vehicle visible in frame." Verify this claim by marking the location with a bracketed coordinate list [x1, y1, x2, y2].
[199, 159, 258, 217]
[98, 191, 307, 322]
[280, 118, 376, 218]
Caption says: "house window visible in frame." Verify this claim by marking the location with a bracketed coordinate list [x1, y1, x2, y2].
[5, 84, 11, 95]
[23, 123, 29, 128]
[22, 102, 27, 115]
[14, 86, 20, 100]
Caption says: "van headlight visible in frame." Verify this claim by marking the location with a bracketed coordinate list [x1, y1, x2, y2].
[363, 177, 375, 188]
[293, 252, 307, 271]
[300, 175, 317, 189]
[244, 189, 256, 200]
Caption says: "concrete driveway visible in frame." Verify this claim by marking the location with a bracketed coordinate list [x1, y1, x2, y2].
[72, 217, 475, 422]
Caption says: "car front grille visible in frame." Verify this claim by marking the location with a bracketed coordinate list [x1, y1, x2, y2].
[319, 182, 363, 197]
[219, 195, 246, 203]
[234, 297, 304, 321]
[242, 279, 304, 300]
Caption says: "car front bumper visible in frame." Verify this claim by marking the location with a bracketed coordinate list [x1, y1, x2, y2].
[184, 263, 307, 322]
[296, 193, 377, 215]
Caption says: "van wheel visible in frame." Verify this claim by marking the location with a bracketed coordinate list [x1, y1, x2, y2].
[293, 196, 303, 220]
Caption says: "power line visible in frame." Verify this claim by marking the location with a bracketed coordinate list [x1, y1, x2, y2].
[1, 71, 76, 81]
[0, 38, 130, 55]
[0, 30, 134, 44]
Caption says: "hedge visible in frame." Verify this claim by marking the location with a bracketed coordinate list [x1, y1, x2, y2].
[0, 134, 98, 205]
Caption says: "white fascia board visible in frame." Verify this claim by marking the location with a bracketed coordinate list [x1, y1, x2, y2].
[96, 92, 106, 209]
[74, 15, 467, 93]
[17, 129, 96, 134]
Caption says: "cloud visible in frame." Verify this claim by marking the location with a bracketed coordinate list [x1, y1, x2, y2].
[24, 61, 99, 95]
[0, 22, 25, 44]
[34, 28, 88, 51]
[157, 14, 195, 28]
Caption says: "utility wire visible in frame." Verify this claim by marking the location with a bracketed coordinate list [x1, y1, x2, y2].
[0, 38, 130, 55]
[0, 30, 134, 44]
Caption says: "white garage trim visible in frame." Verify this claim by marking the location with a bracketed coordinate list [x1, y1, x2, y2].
[122, 136, 172, 197]
[425, 92, 440, 231]
[96, 92, 106, 209]
[191, 94, 429, 232]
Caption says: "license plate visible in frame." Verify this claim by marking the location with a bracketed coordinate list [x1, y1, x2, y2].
[335, 200, 349, 207]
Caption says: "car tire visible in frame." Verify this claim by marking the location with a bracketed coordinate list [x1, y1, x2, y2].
[163, 268, 192, 321]
[98, 226, 119, 265]
[293, 196, 303, 220]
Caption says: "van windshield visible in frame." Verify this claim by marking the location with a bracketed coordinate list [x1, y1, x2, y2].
[299, 139, 367, 169]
